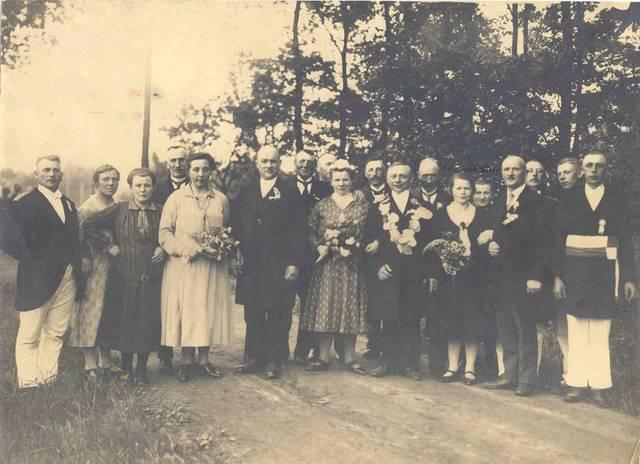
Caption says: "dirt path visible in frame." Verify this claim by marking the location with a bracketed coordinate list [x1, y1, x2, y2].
[146, 304, 639, 464]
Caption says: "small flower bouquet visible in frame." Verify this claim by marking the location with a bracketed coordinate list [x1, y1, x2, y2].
[317, 227, 361, 263]
[423, 232, 469, 276]
[200, 227, 240, 262]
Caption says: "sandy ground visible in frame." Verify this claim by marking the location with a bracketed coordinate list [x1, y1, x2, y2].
[146, 303, 640, 464]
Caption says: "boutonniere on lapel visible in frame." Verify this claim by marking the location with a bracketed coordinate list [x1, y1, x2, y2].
[502, 200, 519, 226]
[410, 197, 420, 207]
[379, 198, 433, 255]
[436, 201, 443, 210]
[268, 187, 281, 201]
[64, 198, 74, 211]
[598, 219, 606, 235]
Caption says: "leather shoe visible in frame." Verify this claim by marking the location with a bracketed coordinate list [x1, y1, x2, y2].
[176, 364, 193, 383]
[344, 362, 367, 375]
[265, 363, 281, 380]
[484, 377, 516, 390]
[564, 387, 586, 403]
[363, 349, 380, 360]
[439, 370, 460, 383]
[201, 363, 224, 378]
[159, 358, 173, 375]
[515, 384, 535, 397]
[403, 368, 423, 381]
[370, 365, 392, 378]
[590, 389, 608, 408]
[463, 371, 477, 386]
[236, 360, 259, 374]
[306, 359, 329, 372]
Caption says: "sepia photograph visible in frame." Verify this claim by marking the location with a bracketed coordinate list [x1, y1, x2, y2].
[0, 0, 639, 462]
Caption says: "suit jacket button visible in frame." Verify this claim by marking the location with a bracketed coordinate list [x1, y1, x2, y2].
[257, 218, 262, 224]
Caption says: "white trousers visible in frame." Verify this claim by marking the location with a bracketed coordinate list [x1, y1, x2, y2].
[566, 314, 612, 389]
[16, 265, 76, 388]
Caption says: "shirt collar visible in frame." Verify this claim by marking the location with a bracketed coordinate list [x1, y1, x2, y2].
[297, 175, 313, 184]
[391, 189, 410, 210]
[507, 183, 526, 201]
[38, 185, 63, 200]
[170, 175, 187, 186]
[585, 183, 605, 195]
[183, 183, 215, 199]
[128, 199, 157, 211]
[370, 184, 386, 193]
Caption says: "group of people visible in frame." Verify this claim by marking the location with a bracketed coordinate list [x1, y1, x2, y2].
[2, 146, 636, 408]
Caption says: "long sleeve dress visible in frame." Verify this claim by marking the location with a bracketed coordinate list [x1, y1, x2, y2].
[69, 195, 114, 347]
[159, 185, 233, 347]
[300, 194, 369, 335]
[84, 200, 163, 353]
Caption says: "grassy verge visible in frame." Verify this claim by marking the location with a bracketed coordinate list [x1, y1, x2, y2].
[0, 257, 228, 463]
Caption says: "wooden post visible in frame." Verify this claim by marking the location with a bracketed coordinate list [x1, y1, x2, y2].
[141, 47, 152, 168]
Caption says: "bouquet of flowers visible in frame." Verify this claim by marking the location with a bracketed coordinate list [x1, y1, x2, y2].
[317, 227, 361, 263]
[423, 232, 469, 276]
[199, 227, 240, 262]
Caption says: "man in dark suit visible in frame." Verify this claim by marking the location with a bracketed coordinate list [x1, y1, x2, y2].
[367, 162, 436, 380]
[152, 150, 188, 374]
[481, 155, 544, 396]
[473, 178, 500, 379]
[553, 152, 636, 406]
[412, 157, 450, 377]
[359, 158, 390, 360]
[288, 150, 332, 364]
[526, 159, 566, 387]
[230, 145, 306, 379]
[3, 155, 82, 389]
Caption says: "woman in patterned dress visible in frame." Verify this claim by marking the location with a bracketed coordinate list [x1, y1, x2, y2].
[301, 160, 370, 374]
[69, 164, 120, 383]
[159, 153, 234, 383]
[84, 168, 165, 385]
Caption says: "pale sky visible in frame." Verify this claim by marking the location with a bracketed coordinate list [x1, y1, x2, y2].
[0, 1, 629, 176]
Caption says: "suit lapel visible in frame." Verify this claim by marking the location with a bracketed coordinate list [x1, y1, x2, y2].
[33, 188, 65, 227]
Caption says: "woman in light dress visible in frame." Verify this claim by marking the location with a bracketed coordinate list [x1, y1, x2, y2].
[69, 164, 120, 383]
[159, 153, 234, 382]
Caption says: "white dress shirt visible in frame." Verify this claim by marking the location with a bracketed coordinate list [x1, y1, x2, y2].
[38, 185, 65, 223]
[260, 177, 278, 198]
[391, 190, 410, 213]
[421, 188, 437, 205]
[506, 183, 526, 209]
[585, 184, 605, 211]
[369, 186, 387, 203]
[297, 176, 312, 195]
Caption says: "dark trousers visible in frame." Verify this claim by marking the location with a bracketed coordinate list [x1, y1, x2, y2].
[244, 305, 292, 366]
[293, 287, 315, 360]
[158, 346, 173, 361]
[497, 283, 538, 386]
[381, 320, 421, 372]
[366, 320, 383, 354]
[482, 310, 499, 378]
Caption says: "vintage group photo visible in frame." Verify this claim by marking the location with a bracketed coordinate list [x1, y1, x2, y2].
[1, 1, 639, 463]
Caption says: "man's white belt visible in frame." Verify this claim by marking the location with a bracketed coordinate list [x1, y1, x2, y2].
[565, 234, 619, 299]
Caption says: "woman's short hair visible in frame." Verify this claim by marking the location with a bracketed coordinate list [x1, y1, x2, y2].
[329, 159, 357, 179]
[127, 167, 156, 187]
[449, 172, 474, 191]
[186, 152, 216, 170]
[92, 164, 120, 184]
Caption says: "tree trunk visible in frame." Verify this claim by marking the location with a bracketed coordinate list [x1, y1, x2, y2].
[377, 1, 392, 158]
[559, 2, 573, 154]
[292, 1, 304, 152]
[398, 3, 414, 142]
[522, 4, 533, 56]
[141, 47, 152, 168]
[337, 1, 349, 159]
[573, 2, 585, 153]
[510, 3, 519, 57]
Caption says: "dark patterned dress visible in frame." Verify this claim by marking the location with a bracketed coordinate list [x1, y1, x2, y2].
[301, 194, 369, 334]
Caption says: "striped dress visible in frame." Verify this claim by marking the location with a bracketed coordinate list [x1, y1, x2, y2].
[84, 200, 163, 353]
